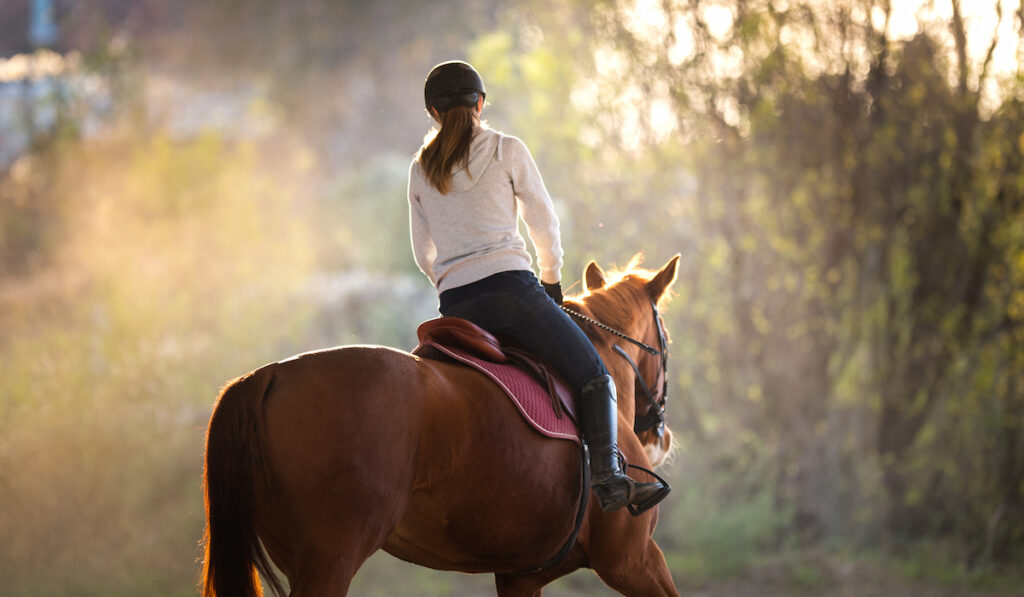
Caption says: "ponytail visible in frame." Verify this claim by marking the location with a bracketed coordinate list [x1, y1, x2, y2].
[418, 106, 478, 194]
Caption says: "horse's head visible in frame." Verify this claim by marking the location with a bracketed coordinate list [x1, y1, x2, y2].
[568, 254, 680, 467]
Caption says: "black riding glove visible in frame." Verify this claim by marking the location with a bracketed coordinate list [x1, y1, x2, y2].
[542, 281, 563, 305]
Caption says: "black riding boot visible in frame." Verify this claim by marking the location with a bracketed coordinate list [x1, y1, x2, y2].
[580, 375, 670, 516]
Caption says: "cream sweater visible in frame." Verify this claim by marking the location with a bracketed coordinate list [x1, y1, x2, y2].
[408, 127, 563, 292]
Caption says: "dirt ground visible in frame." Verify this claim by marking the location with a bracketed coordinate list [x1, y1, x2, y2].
[683, 559, 1024, 597]
[349, 550, 1024, 596]
[540, 556, 1024, 597]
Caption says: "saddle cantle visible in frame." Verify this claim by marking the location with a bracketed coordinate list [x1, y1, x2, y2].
[413, 317, 579, 443]
[415, 317, 507, 363]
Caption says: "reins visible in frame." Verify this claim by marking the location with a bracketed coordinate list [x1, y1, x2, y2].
[560, 302, 669, 437]
[560, 306, 661, 355]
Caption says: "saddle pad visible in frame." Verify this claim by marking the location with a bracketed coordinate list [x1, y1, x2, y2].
[425, 342, 580, 444]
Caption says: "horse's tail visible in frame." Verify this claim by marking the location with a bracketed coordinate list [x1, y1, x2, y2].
[200, 367, 285, 597]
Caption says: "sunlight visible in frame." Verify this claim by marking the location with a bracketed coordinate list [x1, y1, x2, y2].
[622, 0, 670, 40]
[618, 0, 1020, 116]
[650, 93, 678, 142]
[0, 49, 73, 82]
[703, 4, 734, 40]
[669, 18, 695, 64]
[887, 0, 1018, 76]
[886, 0, 1020, 111]
[622, 0, 1019, 78]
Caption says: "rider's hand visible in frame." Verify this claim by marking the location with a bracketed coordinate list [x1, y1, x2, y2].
[542, 281, 563, 305]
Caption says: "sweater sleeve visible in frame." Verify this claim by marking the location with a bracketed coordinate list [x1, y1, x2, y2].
[506, 137, 564, 284]
[408, 162, 437, 283]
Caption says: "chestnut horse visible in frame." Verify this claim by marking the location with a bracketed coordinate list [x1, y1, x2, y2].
[200, 255, 681, 596]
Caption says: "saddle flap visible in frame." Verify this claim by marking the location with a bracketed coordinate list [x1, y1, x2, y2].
[415, 317, 507, 363]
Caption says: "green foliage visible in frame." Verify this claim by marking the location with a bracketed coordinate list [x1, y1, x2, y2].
[552, 0, 1024, 579]
[0, 129, 318, 594]
[660, 466, 789, 583]
[3, 0, 1024, 594]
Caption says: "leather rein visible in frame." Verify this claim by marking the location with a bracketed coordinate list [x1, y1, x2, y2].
[561, 301, 669, 438]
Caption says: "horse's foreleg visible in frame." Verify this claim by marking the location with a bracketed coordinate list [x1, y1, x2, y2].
[495, 572, 545, 597]
[494, 551, 586, 597]
[592, 538, 679, 597]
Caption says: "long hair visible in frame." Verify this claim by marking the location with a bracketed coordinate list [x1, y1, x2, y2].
[418, 105, 479, 194]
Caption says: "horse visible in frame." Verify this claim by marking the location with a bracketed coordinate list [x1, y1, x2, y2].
[200, 254, 682, 596]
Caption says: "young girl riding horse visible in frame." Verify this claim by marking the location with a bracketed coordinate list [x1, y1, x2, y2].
[407, 60, 669, 515]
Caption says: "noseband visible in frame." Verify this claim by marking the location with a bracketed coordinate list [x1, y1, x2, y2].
[561, 301, 669, 437]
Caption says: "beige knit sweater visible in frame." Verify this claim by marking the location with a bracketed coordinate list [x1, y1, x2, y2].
[408, 126, 564, 292]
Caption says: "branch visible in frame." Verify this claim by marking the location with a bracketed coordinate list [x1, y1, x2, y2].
[977, 1, 1004, 95]
[951, 0, 970, 97]
[1017, 0, 1024, 78]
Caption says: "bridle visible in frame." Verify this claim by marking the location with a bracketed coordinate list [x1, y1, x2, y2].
[531, 300, 670, 573]
[561, 300, 669, 438]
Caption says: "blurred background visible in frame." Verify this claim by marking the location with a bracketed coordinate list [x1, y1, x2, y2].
[1, 0, 1023, 595]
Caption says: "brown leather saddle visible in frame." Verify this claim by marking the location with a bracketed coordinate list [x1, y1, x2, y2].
[413, 317, 577, 422]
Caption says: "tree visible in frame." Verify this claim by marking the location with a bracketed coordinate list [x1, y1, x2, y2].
[563, 0, 1024, 563]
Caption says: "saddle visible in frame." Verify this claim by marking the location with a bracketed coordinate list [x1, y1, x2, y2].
[413, 317, 579, 442]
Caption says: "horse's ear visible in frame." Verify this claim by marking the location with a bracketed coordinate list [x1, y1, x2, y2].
[585, 261, 607, 290]
[647, 254, 680, 300]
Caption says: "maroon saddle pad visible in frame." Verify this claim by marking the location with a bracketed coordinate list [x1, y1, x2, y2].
[413, 317, 579, 444]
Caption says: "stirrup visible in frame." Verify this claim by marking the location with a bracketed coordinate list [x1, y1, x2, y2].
[625, 480, 671, 516]
[624, 463, 672, 517]
[591, 451, 672, 516]
[593, 473, 671, 516]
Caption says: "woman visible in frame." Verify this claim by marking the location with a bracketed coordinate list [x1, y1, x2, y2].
[408, 60, 668, 515]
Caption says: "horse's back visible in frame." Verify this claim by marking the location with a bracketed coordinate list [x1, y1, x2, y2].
[262, 344, 428, 449]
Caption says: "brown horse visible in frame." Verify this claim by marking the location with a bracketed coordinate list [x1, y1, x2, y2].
[200, 254, 682, 596]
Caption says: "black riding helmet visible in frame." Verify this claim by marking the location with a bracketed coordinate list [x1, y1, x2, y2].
[424, 60, 486, 113]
